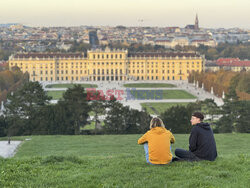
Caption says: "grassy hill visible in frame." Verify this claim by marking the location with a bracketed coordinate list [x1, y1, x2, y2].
[0, 134, 249, 187]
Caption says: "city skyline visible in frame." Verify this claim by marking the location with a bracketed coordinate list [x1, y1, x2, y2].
[1, 0, 250, 29]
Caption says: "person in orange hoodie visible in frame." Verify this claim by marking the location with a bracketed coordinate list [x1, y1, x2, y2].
[138, 117, 175, 165]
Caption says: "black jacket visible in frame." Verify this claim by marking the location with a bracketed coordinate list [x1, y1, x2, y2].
[189, 122, 217, 161]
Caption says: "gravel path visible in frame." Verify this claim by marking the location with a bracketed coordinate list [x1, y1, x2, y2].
[0, 141, 22, 158]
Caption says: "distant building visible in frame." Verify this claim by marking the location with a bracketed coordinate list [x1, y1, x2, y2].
[216, 58, 250, 72]
[185, 14, 199, 31]
[205, 61, 220, 72]
[185, 25, 195, 30]
[8, 49, 204, 82]
[190, 39, 217, 47]
[171, 36, 189, 47]
[154, 38, 172, 48]
[194, 14, 199, 30]
[217, 58, 240, 64]
[89, 30, 99, 47]
[155, 37, 189, 48]
[206, 58, 250, 72]
[56, 42, 72, 51]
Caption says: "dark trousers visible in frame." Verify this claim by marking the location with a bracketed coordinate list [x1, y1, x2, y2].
[174, 148, 200, 161]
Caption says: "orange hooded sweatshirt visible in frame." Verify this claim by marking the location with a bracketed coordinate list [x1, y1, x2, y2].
[138, 127, 175, 164]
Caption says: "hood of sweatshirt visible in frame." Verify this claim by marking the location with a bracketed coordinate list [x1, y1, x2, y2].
[196, 122, 211, 130]
[151, 127, 168, 134]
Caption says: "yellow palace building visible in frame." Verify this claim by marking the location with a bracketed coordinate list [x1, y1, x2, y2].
[9, 48, 204, 82]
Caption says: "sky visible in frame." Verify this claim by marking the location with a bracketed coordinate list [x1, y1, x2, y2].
[1, 0, 250, 28]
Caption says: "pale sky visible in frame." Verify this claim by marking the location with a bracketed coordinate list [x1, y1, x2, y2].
[1, 0, 250, 28]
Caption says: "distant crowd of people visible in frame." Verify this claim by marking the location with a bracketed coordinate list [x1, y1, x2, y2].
[138, 112, 217, 164]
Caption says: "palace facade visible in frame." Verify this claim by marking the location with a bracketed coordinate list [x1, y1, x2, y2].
[9, 48, 205, 82]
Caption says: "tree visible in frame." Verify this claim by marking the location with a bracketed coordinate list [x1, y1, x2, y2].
[104, 101, 151, 134]
[199, 99, 220, 125]
[237, 72, 250, 94]
[89, 91, 106, 132]
[4, 81, 51, 135]
[216, 115, 233, 133]
[49, 103, 74, 135]
[59, 85, 90, 135]
[104, 101, 128, 134]
[234, 101, 250, 133]
[161, 105, 192, 134]
[217, 82, 240, 133]
[0, 115, 7, 137]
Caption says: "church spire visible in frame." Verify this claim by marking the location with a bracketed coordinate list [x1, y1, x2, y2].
[195, 14, 199, 30]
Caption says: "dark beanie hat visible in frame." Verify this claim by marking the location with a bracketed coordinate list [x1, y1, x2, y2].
[192, 112, 204, 121]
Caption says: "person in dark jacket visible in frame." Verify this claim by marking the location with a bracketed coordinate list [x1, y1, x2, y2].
[174, 112, 217, 161]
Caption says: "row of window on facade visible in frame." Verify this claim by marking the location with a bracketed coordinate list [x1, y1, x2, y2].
[33, 70, 88, 75]
[130, 61, 200, 65]
[35, 76, 181, 82]
[92, 54, 123, 59]
[126, 69, 193, 74]
[129, 65, 200, 68]
[15, 62, 88, 66]
[12, 61, 201, 69]
[12, 61, 201, 67]
[20, 64, 199, 71]
[36, 76, 81, 81]
[19, 65, 87, 69]
[33, 69, 194, 75]
[129, 70, 182, 74]
[93, 69, 124, 75]
[91, 76, 181, 81]
[92, 62, 124, 66]
[133, 76, 180, 81]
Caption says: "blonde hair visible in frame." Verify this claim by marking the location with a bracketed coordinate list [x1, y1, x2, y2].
[150, 117, 165, 129]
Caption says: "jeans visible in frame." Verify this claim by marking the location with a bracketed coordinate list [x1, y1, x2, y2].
[175, 148, 200, 161]
[144, 143, 153, 164]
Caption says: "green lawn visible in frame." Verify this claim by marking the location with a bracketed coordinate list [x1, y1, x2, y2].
[46, 91, 65, 100]
[141, 102, 189, 115]
[46, 91, 100, 101]
[46, 83, 97, 88]
[129, 90, 196, 100]
[124, 83, 176, 88]
[82, 121, 105, 130]
[0, 134, 249, 187]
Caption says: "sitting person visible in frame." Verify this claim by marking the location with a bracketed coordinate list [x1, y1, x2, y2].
[174, 112, 217, 161]
[138, 117, 175, 165]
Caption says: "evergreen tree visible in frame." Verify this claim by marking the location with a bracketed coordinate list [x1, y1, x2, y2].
[0, 115, 7, 137]
[104, 101, 151, 134]
[161, 105, 192, 134]
[234, 101, 250, 133]
[217, 77, 240, 133]
[89, 91, 106, 132]
[104, 101, 128, 134]
[59, 85, 90, 135]
[4, 82, 51, 135]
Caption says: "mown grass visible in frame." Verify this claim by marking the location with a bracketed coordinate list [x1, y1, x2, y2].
[45, 84, 97, 88]
[81, 121, 105, 130]
[46, 90, 92, 100]
[47, 89, 196, 100]
[141, 102, 189, 115]
[124, 83, 176, 88]
[0, 134, 249, 187]
[129, 90, 196, 100]
[46, 90, 65, 100]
